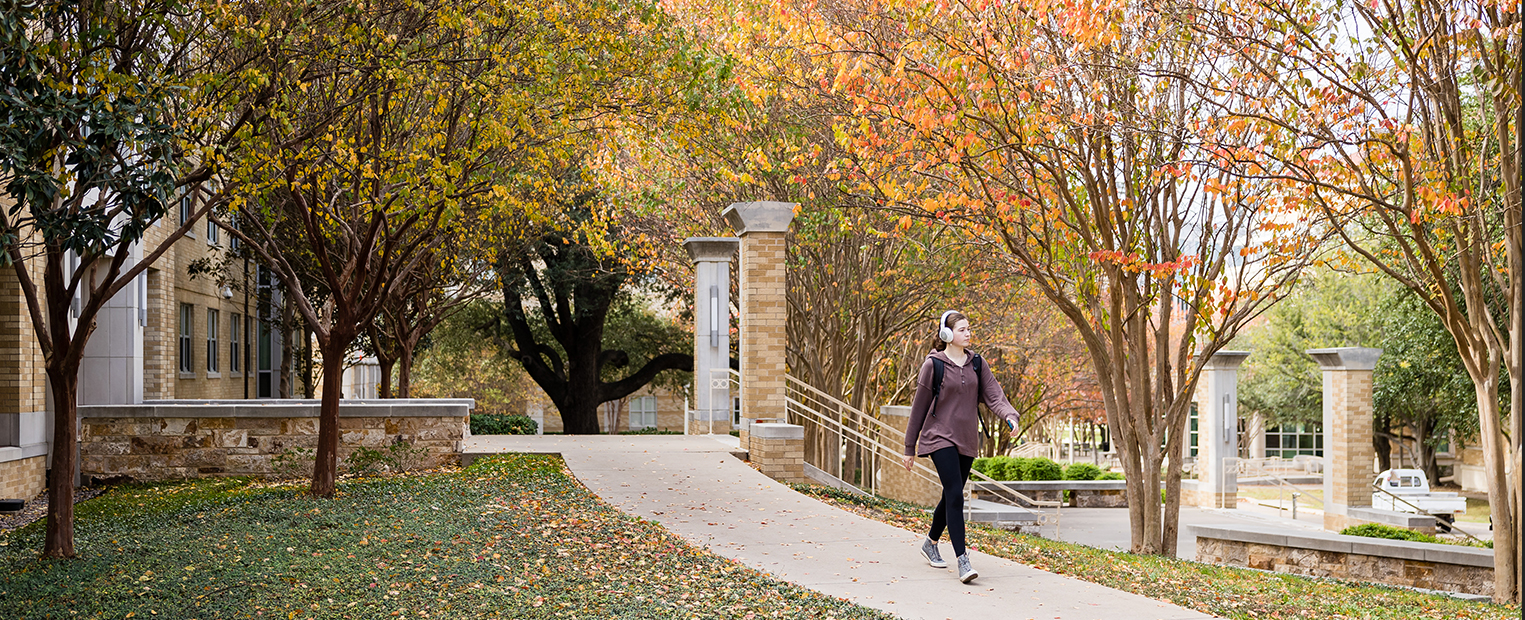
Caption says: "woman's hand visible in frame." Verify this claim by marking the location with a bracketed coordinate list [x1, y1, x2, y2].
[901, 455, 914, 471]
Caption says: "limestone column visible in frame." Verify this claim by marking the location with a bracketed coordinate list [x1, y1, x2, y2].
[683, 237, 738, 435]
[721, 201, 795, 452]
[1195, 351, 1249, 509]
[1306, 347, 1382, 531]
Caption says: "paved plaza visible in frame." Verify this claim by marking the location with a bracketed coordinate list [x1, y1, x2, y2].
[463, 434, 1218, 620]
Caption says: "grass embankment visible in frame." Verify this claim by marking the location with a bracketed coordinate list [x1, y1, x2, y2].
[790, 484, 1516, 620]
[0, 455, 891, 620]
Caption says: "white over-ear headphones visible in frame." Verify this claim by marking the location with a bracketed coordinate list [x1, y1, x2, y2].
[937, 310, 959, 343]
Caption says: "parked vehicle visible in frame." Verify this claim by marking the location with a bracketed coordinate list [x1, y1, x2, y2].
[1371, 468, 1466, 532]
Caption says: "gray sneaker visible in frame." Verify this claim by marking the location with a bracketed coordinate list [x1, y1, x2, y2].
[956, 553, 978, 583]
[919, 537, 947, 568]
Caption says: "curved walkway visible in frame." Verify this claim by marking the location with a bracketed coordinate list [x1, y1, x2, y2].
[462, 434, 1216, 620]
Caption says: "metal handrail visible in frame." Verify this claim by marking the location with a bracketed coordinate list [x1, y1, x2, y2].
[781, 376, 1062, 515]
[1243, 460, 1325, 508]
[1371, 481, 1485, 545]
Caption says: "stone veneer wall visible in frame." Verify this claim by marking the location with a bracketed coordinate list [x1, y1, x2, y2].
[749, 423, 808, 484]
[78, 399, 472, 481]
[1191, 524, 1493, 598]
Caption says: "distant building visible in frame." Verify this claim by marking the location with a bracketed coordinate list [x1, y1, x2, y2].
[1, 191, 291, 500]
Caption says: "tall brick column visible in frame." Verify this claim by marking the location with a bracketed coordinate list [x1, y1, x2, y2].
[1306, 347, 1382, 531]
[1194, 351, 1248, 509]
[721, 201, 794, 453]
[683, 237, 738, 434]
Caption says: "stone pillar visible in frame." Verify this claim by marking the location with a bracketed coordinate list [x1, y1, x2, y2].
[1306, 347, 1382, 531]
[877, 405, 943, 506]
[749, 422, 807, 483]
[1194, 351, 1248, 509]
[683, 237, 738, 435]
[721, 201, 794, 452]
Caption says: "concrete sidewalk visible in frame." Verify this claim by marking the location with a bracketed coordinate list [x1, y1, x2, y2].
[463, 434, 1216, 620]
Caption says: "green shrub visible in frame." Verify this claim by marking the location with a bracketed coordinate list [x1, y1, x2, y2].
[1026, 458, 1063, 481]
[991, 456, 1021, 480]
[1097, 471, 1124, 480]
[344, 446, 392, 476]
[972, 457, 992, 477]
[270, 446, 315, 480]
[1063, 463, 1103, 481]
[470, 413, 538, 435]
[1012, 457, 1037, 481]
[1340, 523, 1441, 544]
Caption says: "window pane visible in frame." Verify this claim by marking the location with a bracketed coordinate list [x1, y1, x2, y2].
[1265, 435, 1280, 449]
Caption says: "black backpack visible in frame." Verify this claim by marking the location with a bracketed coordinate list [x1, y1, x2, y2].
[928, 353, 982, 418]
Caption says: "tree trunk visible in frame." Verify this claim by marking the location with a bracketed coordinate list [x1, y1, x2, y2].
[311, 339, 347, 498]
[397, 342, 415, 398]
[1374, 413, 1393, 473]
[42, 366, 78, 558]
[377, 354, 396, 399]
[279, 299, 295, 398]
[1472, 376, 1519, 603]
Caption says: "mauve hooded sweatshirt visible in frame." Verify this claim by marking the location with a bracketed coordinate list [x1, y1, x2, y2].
[903, 350, 1021, 458]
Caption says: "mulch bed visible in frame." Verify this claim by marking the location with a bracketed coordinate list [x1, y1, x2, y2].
[0, 488, 105, 534]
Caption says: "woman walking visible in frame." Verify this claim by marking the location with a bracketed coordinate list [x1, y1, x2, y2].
[901, 310, 1021, 583]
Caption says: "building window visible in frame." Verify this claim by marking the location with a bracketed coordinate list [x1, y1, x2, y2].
[1264, 422, 1323, 458]
[1188, 403, 1199, 458]
[230, 313, 241, 373]
[206, 309, 219, 373]
[180, 190, 191, 226]
[228, 214, 240, 252]
[179, 303, 194, 373]
[629, 396, 658, 430]
[207, 215, 219, 246]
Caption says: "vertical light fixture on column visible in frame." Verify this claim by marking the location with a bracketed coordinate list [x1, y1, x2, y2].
[1196, 351, 1249, 509]
[683, 238, 738, 435]
[1307, 347, 1382, 531]
[721, 201, 796, 453]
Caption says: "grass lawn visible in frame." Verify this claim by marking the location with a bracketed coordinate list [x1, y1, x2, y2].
[790, 484, 1517, 620]
[0, 455, 891, 620]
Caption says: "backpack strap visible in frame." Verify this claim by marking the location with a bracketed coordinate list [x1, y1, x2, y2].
[929, 358, 946, 417]
[930, 353, 989, 419]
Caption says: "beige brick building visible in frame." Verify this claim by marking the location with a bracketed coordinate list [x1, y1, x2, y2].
[528, 383, 698, 435]
[1, 191, 289, 500]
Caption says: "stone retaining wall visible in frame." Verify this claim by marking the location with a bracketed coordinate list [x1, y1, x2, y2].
[1189, 524, 1493, 598]
[79, 399, 472, 481]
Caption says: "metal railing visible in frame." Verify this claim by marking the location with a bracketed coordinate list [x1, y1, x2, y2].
[1371, 481, 1486, 545]
[782, 376, 1062, 521]
[685, 368, 741, 436]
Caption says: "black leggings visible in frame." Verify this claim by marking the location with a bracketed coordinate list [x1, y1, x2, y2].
[927, 446, 975, 557]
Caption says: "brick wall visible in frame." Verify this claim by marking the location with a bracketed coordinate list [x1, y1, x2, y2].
[737, 231, 787, 449]
[0, 238, 47, 430]
[877, 406, 943, 507]
[0, 456, 45, 500]
[749, 423, 807, 484]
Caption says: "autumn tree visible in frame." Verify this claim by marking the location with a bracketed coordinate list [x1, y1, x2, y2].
[965, 283, 1101, 458]
[493, 190, 694, 435]
[1200, 0, 1521, 599]
[367, 232, 495, 398]
[223, 0, 528, 497]
[758, 0, 1325, 556]
[0, 0, 272, 557]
